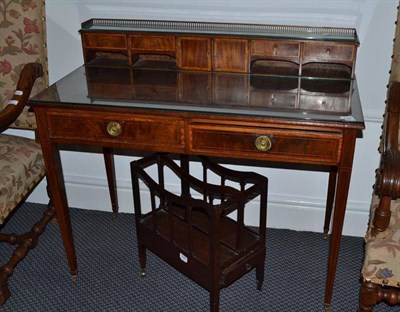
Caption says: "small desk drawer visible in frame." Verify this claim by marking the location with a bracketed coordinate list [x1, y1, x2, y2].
[251, 40, 300, 57]
[189, 124, 342, 164]
[47, 111, 185, 151]
[83, 33, 127, 50]
[304, 42, 354, 61]
[130, 35, 175, 51]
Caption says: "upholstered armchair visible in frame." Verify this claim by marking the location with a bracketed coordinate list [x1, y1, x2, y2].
[358, 4, 400, 311]
[0, 0, 55, 305]
[1, 1, 121, 304]
[0, 62, 55, 305]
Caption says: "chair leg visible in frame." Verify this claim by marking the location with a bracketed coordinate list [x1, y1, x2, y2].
[138, 241, 147, 277]
[103, 148, 119, 218]
[358, 280, 400, 311]
[358, 280, 378, 311]
[0, 201, 56, 305]
[0, 278, 10, 305]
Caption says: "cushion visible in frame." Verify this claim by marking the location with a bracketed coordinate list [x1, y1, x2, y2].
[0, 134, 45, 225]
[0, 0, 48, 129]
[361, 195, 400, 288]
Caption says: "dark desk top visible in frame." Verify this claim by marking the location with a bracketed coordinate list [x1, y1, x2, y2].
[30, 65, 364, 125]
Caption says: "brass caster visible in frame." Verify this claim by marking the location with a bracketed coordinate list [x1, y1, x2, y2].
[140, 269, 146, 277]
[324, 303, 331, 312]
[112, 212, 118, 219]
[70, 274, 78, 283]
[323, 233, 328, 240]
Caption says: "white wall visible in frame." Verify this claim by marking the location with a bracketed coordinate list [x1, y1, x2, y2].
[26, 0, 399, 237]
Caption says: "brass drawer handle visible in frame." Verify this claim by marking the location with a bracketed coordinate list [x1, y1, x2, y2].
[255, 135, 272, 152]
[107, 121, 122, 137]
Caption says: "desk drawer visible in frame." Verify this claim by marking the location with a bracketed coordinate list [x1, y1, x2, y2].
[251, 39, 300, 57]
[47, 112, 185, 151]
[83, 33, 127, 50]
[304, 42, 354, 61]
[189, 124, 342, 164]
[130, 35, 175, 52]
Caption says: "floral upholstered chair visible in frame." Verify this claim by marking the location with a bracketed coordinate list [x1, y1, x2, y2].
[1, 1, 120, 304]
[358, 82, 400, 311]
[358, 5, 400, 311]
[0, 0, 55, 305]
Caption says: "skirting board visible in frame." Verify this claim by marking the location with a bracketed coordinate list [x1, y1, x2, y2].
[27, 175, 370, 238]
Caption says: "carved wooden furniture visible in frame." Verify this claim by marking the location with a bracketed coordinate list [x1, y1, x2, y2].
[0, 63, 56, 305]
[357, 6, 400, 310]
[0, 1, 53, 305]
[131, 153, 267, 312]
[28, 19, 364, 311]
[0, 3, 117, 305]
[358, 83, 400, 311]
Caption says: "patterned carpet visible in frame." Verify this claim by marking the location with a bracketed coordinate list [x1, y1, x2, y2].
[0, 202, 395, 312]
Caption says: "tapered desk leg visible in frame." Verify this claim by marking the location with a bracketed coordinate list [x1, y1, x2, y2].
[103, 148, 119, 218]
[35, 111, 78, 279]
[324, 129, 357, 309]
[323, 167, 337, 239]
[42, 144, 78, 278]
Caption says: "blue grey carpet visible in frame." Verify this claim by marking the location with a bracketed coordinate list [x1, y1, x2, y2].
[0, 202, 395, 311]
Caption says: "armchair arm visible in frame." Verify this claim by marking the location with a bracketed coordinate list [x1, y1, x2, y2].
[372, 150, 400, 234]
[383, 81, 400, 151]
[371, 81, 400, 235]
[376, 150, 400, 197]
[0, 63, 43, 133]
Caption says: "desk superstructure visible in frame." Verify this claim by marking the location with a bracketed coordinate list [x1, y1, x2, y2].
[29, 19, 364, 311]
[80, 18, 359, 78]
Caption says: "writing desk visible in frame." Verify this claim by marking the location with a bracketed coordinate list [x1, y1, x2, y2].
[29, 19, 364, 311]
[29, 64, 364, 310]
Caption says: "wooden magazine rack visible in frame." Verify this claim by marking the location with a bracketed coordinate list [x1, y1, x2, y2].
[130, 153, 268, 312]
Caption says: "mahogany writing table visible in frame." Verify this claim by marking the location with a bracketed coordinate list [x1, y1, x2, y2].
[29, 65, 364, 310]
[29, 19, 364, 311]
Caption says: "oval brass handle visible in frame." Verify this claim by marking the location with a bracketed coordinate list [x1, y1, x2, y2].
[106, 121, 122, 137]
[255, 135, 272, 152]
